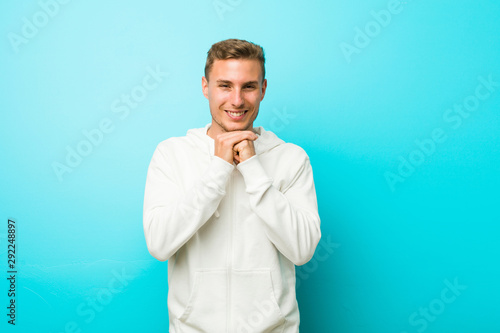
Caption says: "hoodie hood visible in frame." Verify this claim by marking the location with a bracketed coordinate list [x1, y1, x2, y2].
[186, 123, 285, 157]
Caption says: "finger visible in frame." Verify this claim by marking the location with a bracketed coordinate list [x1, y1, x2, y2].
[235, 141, 255, 161]
[221, 132, 258, 145]
[217, 131, 258, 144]
[233, 151, 241, 162]
[233, 139, 252, 152]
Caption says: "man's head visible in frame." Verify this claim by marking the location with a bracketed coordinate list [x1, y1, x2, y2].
[203, 39, 267, 138]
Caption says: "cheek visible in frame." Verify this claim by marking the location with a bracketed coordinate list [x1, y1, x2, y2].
[208, 92, 222, 107]
[212, 91, 229, 105]
[249, 94, 262, 106]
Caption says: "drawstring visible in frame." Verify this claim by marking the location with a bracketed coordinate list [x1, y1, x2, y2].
[214, 209, 220, 218]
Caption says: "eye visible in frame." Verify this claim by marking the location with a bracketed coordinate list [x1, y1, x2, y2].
[219, 84, 229, 88]
[244, 85, 256, 90]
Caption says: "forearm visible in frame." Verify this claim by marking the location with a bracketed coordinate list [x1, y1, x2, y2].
[237, 155, 321, 265]
[143, 152, 233, 261]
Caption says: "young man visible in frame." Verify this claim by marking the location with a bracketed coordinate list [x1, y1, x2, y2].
[143, 39, 321, 333]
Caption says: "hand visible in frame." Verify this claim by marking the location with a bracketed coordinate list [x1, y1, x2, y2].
[214, 131, 258, 165]
[232, 138, 256, 165]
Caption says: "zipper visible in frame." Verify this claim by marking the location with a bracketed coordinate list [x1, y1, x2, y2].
[226, 171, 235, 332]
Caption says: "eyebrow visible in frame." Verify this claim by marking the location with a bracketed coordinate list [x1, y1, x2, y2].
[216, 80, 259, 85]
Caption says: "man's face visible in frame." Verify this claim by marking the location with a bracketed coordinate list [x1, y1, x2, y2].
[202, 58, 267, 138]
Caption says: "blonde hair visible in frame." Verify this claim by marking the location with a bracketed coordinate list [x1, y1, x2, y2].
[205, 38, 265, 82]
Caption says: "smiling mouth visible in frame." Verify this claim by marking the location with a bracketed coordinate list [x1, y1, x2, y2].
[225, 110, 248, 118]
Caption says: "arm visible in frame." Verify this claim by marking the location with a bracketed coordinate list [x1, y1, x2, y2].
[143, 143, 234, 261]
[236, 150, 321, 266]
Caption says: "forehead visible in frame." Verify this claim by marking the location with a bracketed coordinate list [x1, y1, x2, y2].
[210, 59, 262, 82]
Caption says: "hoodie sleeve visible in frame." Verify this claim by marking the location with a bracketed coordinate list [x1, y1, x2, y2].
[143, 142, 234, 261]
[236, 147, 321, 266]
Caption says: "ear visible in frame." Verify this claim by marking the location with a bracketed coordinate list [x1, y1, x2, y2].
[260, 78, 267, 101]
[202, 76, 209, 99]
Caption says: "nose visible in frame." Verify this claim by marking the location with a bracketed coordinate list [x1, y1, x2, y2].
[230, 88, 244, 108]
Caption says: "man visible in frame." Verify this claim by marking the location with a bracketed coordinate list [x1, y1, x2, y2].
[143, 38, 321, 333]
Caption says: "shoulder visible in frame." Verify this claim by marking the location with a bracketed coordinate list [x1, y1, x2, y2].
[270, 142, 311, 165]
[151, 137, 180, 157]
[155, 125, 205, 152]
[156, 136, 189, 151]
[279, 142, 309, 157]
[257, 126, 310, 161]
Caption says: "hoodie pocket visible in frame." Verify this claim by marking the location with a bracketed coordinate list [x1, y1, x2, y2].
[233, 269, 286, 333]
[176, 269, 286, 333]
[177, 270, 227, 333]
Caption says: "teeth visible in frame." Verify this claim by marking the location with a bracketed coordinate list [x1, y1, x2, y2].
[227, 111, 246, 116]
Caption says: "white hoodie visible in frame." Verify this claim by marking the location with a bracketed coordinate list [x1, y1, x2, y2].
[143, 123, 321, 333]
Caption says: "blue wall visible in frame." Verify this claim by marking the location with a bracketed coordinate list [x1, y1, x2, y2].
[1, 1, 499, 332]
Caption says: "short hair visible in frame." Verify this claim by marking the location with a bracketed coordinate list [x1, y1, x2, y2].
[204, 38, 266, 83]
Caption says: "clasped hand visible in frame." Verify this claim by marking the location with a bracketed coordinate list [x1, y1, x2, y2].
[214, 131, 258, 165]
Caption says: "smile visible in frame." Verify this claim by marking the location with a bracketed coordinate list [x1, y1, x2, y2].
[225, 110, 247, 119]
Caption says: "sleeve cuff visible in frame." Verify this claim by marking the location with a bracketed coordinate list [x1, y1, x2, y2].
[236, 155, 273, 194]
[203, 155, 235, 192]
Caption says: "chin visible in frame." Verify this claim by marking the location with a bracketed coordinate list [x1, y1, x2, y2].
[226, 123, 249, 132]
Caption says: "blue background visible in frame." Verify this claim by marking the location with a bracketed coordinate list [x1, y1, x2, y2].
[1, 0, 499, 332]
